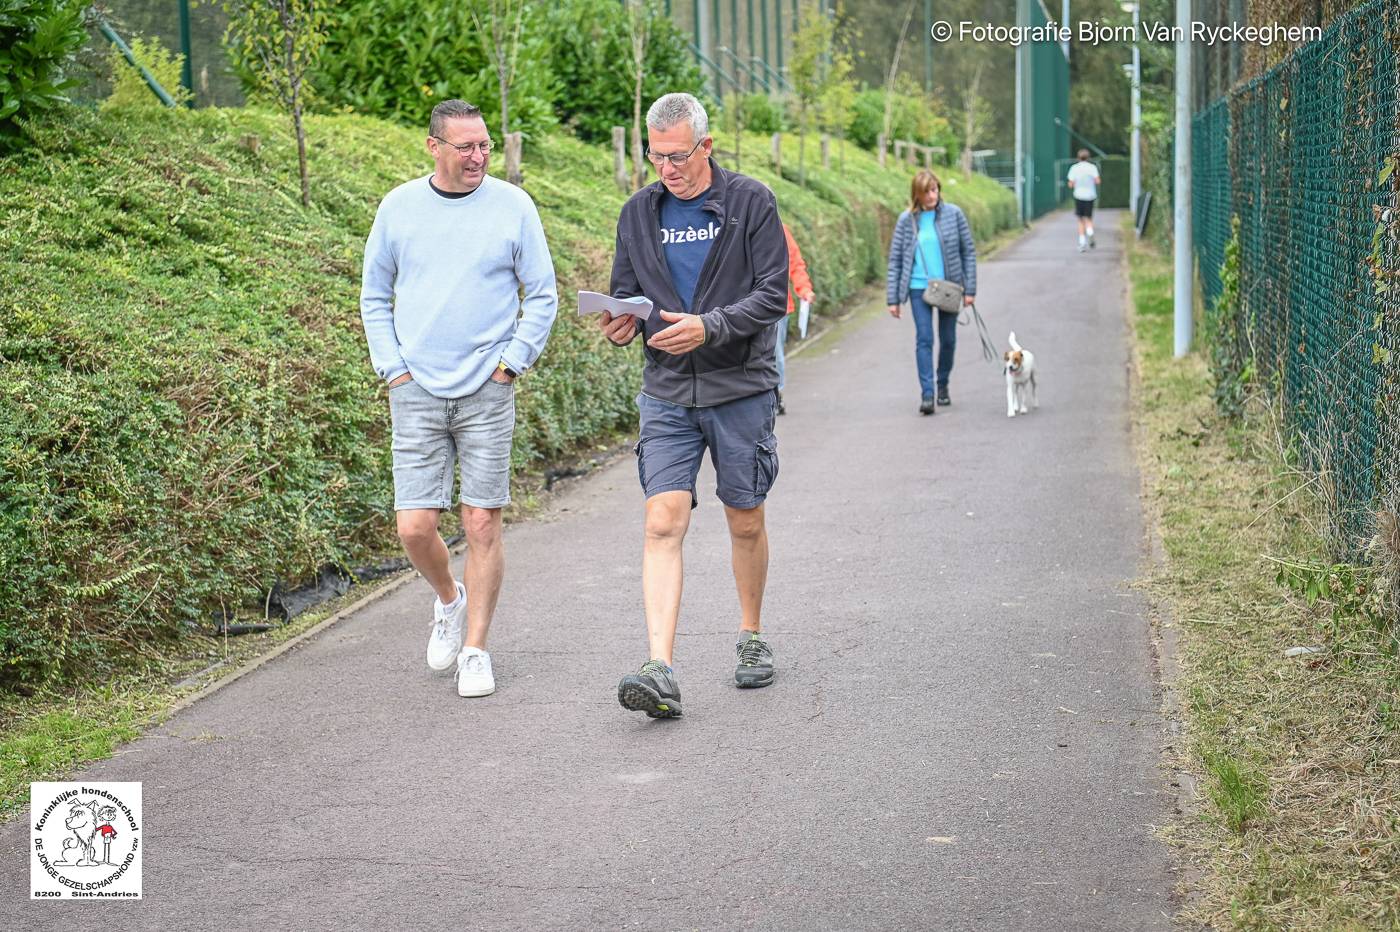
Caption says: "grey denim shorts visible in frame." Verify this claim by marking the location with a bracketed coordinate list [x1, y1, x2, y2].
[387, 377, 515, 511]
[634, 390, 779, 510]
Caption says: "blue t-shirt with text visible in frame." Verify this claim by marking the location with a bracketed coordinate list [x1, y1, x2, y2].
[658, 188, 717, 311]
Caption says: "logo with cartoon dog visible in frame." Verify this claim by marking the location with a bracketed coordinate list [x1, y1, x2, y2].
[31, 782, 142, 899]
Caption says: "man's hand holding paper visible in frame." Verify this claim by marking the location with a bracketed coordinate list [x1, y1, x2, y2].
[600, 310, 640, 346]
[582, 290, 656, 347]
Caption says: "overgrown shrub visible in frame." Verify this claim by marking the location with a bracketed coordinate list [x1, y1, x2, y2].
[101, 35, 192, 110]
[0, 0, 88, 137]
[301, 0, 558, 140]
[1, 107, 396, 686]
[736, 92, 785, 135]
[537, 0, 703, 144]
[845, 86, 954, 152]
[1205, 216, 1251, 417]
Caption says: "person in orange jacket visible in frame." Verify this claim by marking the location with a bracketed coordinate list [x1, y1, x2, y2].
[776, 223, 815, 415]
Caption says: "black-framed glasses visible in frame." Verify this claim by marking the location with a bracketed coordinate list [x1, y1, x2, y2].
[645, 138, 705, 167]
[433, 136, 493, 157]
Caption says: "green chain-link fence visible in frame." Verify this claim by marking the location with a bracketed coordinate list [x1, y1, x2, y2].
[1191, 99, 1230, 312]
[71, 1, 243, 107]
[1192, 0, 1400, 551]
[1019, 0, 1069, 220]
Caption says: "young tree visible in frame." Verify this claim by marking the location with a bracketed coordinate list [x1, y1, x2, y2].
[223, 0, 328, 207]
[817, 15, 857, 170]
[789, 0, 834, 186]
[624, 0, 649, 190]
[881, 0, 917, 151]
[724, 91, 749, 172]
[957, 61, 992, 179]
[469, 0, 527, 142]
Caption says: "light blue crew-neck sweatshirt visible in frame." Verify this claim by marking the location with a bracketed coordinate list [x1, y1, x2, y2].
[360, 174, 558, 398]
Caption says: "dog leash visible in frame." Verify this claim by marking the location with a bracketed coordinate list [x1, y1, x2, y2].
[959, 302, 998, 363]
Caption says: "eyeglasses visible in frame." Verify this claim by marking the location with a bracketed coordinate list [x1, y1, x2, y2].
[645, 138, 705, 167]
[433, 136, 493, 157]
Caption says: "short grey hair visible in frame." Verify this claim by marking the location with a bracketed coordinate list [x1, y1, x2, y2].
[429, 99, 483, 137]
[646, 93, 709, 141]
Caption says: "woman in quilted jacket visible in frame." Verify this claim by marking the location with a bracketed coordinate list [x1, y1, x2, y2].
[885, 170, 978, 415]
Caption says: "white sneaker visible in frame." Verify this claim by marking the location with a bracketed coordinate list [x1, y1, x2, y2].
[426, 583, 467, 671]
[456, 647, 495, 697]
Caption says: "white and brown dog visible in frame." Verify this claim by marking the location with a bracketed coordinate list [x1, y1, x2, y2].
[1004, 332, 1038, 417]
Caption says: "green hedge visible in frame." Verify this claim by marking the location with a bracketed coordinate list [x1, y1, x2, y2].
[0, 105, 1016, 689]
[1096, 155, 1130, 209]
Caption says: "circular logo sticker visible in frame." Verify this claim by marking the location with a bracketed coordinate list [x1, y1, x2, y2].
[31, 782, 142, 899]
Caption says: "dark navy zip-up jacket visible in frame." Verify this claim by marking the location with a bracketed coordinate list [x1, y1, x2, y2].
[609, 158, 789, 407]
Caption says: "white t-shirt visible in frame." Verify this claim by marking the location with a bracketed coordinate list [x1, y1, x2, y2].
[1067, 161, 1100, 201]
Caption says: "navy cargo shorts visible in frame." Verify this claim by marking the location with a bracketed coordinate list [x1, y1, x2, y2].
[634, 390, 779, 510]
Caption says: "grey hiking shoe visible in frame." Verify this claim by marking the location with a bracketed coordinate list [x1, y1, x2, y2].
[618, 660, 682, 718]
[735, 633, 775, 688]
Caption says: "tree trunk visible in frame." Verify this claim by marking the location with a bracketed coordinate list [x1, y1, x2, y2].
[498, 55, 510, 142]
[278, 8, 309, 209]
[961, 62, 983, 181]
[798, 104, 806, 186]
[882, 0, 917, 148]
[627, 3, 648, 191]
[632, 69, 645, 190]
[293, 96, 309, 207]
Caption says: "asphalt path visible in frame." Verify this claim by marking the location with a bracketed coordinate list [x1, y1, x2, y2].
[1, 209, 1175, 930]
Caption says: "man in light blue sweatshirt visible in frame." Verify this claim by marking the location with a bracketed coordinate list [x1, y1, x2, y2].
[360, 99, 558, 699]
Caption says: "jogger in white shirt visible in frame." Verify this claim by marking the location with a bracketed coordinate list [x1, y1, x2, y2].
[1066, 149, 1101, 252]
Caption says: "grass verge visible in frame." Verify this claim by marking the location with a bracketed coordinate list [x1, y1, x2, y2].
[1124, 219, 1400, 928]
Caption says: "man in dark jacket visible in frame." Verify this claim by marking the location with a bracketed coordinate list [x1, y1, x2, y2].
[599, 92, 788, 718]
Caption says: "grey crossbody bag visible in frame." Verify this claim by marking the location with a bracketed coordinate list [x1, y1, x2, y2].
[912, 219, 964, 312]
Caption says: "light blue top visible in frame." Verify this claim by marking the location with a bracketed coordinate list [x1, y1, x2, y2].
[909, 209, 945, 290]
[360, 174, 558, 398]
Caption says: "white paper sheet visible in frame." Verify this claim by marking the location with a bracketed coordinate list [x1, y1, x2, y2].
[577, 291, 655, 321]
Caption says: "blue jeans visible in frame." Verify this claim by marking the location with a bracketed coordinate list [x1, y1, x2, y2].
[909, 289, 958, 398]
[387, 377, 516, 510]
[774, 315, 789, 390]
